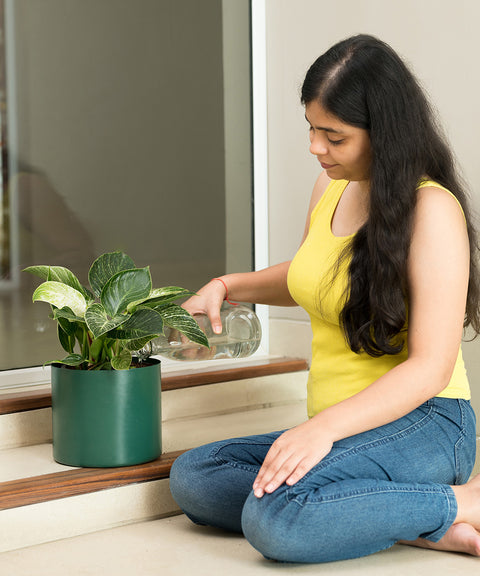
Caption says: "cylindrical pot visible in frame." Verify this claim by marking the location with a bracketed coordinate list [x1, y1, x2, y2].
[51, 359, 161, 467]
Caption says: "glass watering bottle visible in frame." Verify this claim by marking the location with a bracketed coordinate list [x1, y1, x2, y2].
[137, 305, 262, 361]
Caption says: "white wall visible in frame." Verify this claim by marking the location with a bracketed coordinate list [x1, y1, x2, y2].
[265, 0, 480, 416]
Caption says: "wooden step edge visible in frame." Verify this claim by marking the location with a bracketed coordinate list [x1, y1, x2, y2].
[0, 450, 185, 511]
[0, 357, 309, 415]
[162, 357, 308, 391]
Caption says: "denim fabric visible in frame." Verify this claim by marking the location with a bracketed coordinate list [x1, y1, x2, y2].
[169, 398, 477, 563]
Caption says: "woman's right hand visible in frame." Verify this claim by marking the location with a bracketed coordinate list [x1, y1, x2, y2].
[182, 278, 227, 334]
[183, 263, 295, 334]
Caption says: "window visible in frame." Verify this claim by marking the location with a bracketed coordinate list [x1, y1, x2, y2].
[0, 0, 253, 371]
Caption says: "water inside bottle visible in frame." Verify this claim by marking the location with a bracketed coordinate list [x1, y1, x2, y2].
[156, 334, 260, 361]
[142, 305, 262, 361]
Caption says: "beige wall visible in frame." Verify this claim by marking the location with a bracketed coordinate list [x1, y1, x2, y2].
[265, 0, 480, 416]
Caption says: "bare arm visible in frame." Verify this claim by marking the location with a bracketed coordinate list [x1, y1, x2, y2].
[182, 262, 295, 333]
[217, 262, 296, 306]
[253, 185, 470, 496]
[184, 171, 332, 332]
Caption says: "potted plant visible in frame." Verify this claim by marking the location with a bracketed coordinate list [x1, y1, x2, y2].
[24, 251, 208, 468]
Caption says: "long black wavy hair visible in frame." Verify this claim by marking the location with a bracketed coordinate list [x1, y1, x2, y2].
[301, 34, 480, 356]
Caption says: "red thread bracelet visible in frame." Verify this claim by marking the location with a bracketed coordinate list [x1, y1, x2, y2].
[212, 278, 238, 306]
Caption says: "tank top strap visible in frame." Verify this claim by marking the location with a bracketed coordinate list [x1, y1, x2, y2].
[309, 179, 349, 231]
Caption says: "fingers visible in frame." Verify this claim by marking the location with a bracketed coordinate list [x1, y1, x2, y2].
[253, 459, 294, 498]
[285, 460, 315, 486]
[251, 424, 333, 498]
[253, 441, 303, 498]
[204, 283, 226, 334]
[182, 279, 227, 334]
[253, 453, 314, 498]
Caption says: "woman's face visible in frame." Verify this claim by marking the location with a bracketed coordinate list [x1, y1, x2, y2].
[305, 100, 372, 183]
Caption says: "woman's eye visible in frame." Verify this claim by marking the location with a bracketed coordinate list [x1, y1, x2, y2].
[328, 138, 344, 146]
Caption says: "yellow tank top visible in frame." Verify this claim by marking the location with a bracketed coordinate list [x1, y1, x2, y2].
[287, 179, 470, 418]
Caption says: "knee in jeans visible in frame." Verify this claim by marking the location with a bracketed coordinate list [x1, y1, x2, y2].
[169, 450, 204, 511]
[169, 453, 188, 505]
[241, 492, 293, 562]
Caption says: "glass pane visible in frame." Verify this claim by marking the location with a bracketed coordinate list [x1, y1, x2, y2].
[0, 0, 252, 370]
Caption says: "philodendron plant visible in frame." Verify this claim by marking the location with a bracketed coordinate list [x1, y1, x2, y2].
[24, 251, 208, 370]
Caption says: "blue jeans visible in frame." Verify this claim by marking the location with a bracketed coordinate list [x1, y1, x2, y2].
[170, 398, 477, 563]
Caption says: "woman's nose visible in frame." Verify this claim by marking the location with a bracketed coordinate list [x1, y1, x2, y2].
[309, 136, 328, 156]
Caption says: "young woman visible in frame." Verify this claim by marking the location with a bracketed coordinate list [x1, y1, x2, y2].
[169, 34, 480, 563]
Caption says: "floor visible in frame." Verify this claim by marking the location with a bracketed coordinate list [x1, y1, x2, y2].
[1, 514, 479, 575]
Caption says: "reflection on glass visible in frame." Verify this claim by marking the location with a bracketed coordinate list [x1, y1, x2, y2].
[0, 0, 252, 371]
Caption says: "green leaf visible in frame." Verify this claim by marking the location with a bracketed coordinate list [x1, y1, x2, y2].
[89, 336, 105, 360]
[57, 315, 76, 337]
[111, 348, 133, 370]
[108, 308, 164, 340]
[124, 335, 157, 352]
[101, 268, 152, 317]
[58, 324, 75, 354]
[126, 286, 195, 313]
[33, 281, 87, 318]
[24, 265, 92, 300]
[85, 303, 128, 339]
[46, 354, 85, 367]
[52, 306, 85, 330]
[54, 309, 78, 336]
[80, 286, 96, 303]
[75, 323, 87, 343]
[88, 252, 136, 297]
[156, 304, 209, 348]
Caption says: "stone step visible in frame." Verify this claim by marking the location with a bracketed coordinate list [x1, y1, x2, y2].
[0, 400, 308, 553]
[0, 361, 309, 552]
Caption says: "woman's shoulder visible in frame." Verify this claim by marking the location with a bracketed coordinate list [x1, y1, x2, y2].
[311, 170, 332, 203]
[416, 180, 466, 224]
[300, 174, 348, 243]
[413, 183, 467, 254]
[310, 173, 348, 212]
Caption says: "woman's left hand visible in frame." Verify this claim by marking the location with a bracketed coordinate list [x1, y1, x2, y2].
[252, 418, 334, 498]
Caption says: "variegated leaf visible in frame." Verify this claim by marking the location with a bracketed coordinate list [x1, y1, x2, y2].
[85, 303, 128, 339]
[124, 335, 157, 352]
[88, 252, 136, 297]
[24, 265, 92, 300]
[52, 306, 85, 325]
[126, 286, 195, 313]
[46, 354, 85, 367]
[33, 281, 87, 318]
[108, 308, 164, 340]
[156, 304, 209, 348]
[101, 268, 152, 317]
[111, 348, 133, 370]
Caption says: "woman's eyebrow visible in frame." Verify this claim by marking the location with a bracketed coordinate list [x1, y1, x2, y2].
[304, 114, 344, 134]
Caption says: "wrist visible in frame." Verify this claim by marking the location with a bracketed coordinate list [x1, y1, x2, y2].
[310, 409, 343, 443]
[212, 277, 238, 306]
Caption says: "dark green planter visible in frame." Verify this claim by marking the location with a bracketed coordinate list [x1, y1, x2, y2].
[51, 359, 161, 467]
